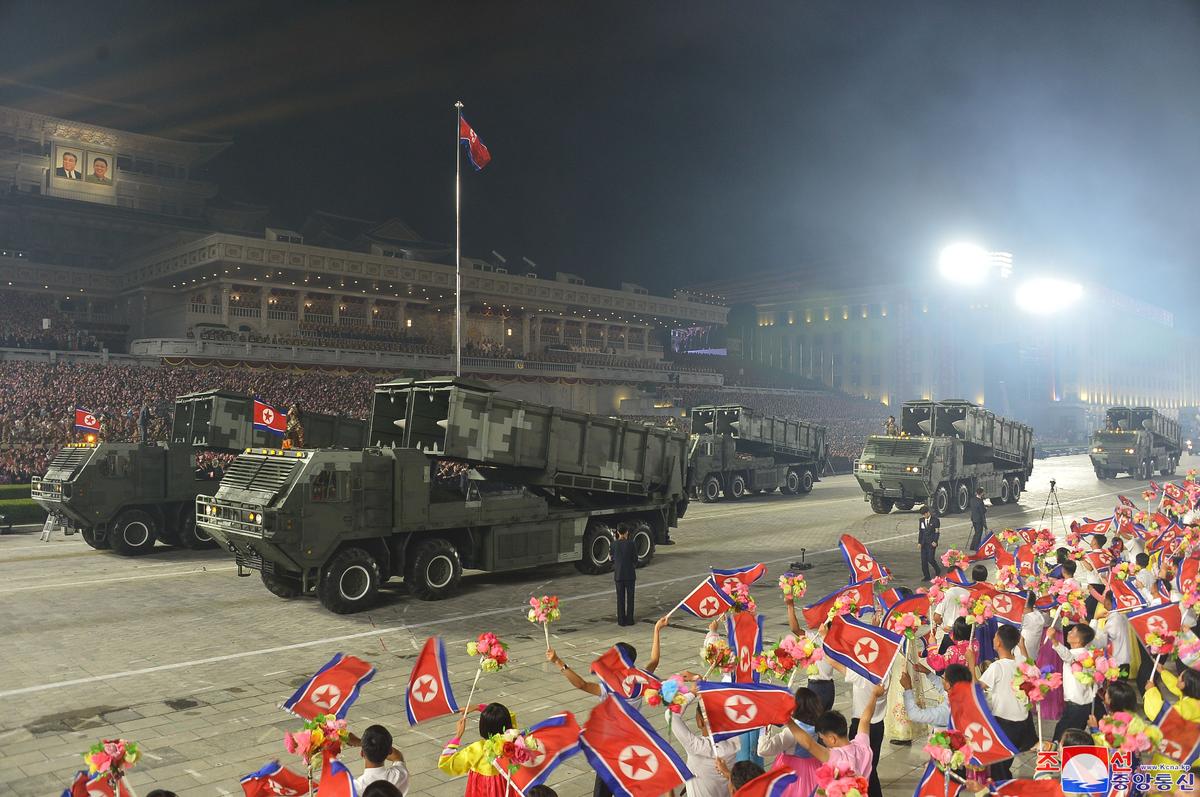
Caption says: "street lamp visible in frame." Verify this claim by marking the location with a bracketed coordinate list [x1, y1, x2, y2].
[938, 243, 991, 284]
[1014, 277, 1083, 315]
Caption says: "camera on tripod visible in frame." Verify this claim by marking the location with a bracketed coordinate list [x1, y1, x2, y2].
[1049, 478, 1056, 492]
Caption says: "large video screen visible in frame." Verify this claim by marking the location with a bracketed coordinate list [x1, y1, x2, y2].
[671, 324, 726, 355]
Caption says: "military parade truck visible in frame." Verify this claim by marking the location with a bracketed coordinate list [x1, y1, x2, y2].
[196, 377, 690, 613]
[31, 391, 366, 556]
[853, 399, 1034, 515]
[1089, 406, 1181, 479]
[688, 404, 827, 501]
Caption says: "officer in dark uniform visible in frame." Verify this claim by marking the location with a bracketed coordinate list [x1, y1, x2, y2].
[611, 524, 637, 626]
[918, 506, 941, 580]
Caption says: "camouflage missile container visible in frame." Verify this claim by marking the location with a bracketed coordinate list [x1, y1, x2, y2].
[688, 405, 828, 501]
[853, 399, 1034, 515]
[31, 391, 365, 555]
[197, 377, 690, 613]
[1089, 406, 1181, 480]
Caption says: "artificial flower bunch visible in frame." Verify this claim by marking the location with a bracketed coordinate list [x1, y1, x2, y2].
[1110, 561, 1132, 582]
[84, 739, 140, 784]
[940, 549, 969, 570]
[1144, 628, 1177, 656]
[483, 727, 544, 775]
[726, 578, 757, 612]
[1176, 629, 1200, 669]
[814, 764, 870, 797]
[1142, 488, 1158, 503]
[1023, 573, 1054, 604]
[784, 633, 825, 675]
[1096, 711, 1164, 756]
[994, 564, 1021, 591]
[527, 595, 560, 624]
[645, 674, 694, 712]
[1011, 662, 1062, 706]
[467, 632, 510, 672]
[1049, 578, 1088, 625]
[926, 577, 948, 607]
[1071, 648, 1120, 687]
[284, 714, 348, 768]
[960, 594, 995, 626]
[1031, 528, 1057, 557]
[702, 639, 737, 674]
[885, 611, 922, 639]
[996, 528, 1023, 549]
[778, 572, 808, 601]
[923, 729, 969, 771]
[826, 592, 860, 622]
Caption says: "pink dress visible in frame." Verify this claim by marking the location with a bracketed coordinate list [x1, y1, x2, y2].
[825, 732, 873, 777]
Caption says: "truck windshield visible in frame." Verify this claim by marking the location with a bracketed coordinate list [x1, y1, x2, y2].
[1094, 432, 1131, 443]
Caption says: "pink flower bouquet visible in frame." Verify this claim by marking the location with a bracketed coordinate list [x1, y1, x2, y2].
[994, 564, 1021, 591]
[467, 631, 510, 672]
[778, 572, 808, 601]
[726, 578, 757, 612]
[484, 727, 544, 775]
[527, 595, 560, 624]
[922, 729, 968, 771]
[645, 674, 693, 713]
[284, 714, 348, 768]
[702, 639, 737, 674]
[84, 738, 140, 786]
[885, 611, 922, 640]
[1096, 711, 1164, 756]
[815, 764, 870, 797]
[1070, 648, 1120, 687]
[1012, 662, 1062, 705]
[940, 549, 969, 570]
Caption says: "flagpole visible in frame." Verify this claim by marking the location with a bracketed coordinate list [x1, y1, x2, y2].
[454, 100, 463, 378]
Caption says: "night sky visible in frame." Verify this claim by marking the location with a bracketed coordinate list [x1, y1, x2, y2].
[2, 1, 1199, 322]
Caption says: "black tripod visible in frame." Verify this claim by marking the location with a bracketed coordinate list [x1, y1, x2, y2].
[1040, 478, 1068, 537]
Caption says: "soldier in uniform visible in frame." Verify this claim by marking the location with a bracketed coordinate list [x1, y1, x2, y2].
[884, 416, 898, 436]
[285, 403, 305, 448]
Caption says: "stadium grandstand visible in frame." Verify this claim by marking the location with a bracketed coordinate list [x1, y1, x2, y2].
[0, 103, 897, 482]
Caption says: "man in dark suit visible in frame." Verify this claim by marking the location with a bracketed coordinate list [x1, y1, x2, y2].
[55, 152, 82, 180]
[611, 523, 637, 626]
[918, 506, 941, 580]
[968, 486, 988, 551]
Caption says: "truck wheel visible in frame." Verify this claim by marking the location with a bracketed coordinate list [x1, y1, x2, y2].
[109, 509, 158, 556]
[1094, 466, 1105, 479]
[319, 547, 381, 613]
[894, 499, 916, 511]
[576, 522, 614, 574]
[632, 523, 656, 568]
[954, 483, 971, 513]
[728, 475, 747, 499]
[81, 527, 109, 550]
[991, 480, 1010, 506]
[933, 485, 951, 516]
[406, 538, 463, 601]
[1161, 461, 1173, 476]
[1008, 477, 1021, 504]
[701, 476, 722, 503]
[261, 569, 303, 599]
[798, 469, 814, 494]
[783, 471, 800, 495]
[1139, 460, 1151, 480]
[177, 509, 218, 550]
[869, 494, 894, 514]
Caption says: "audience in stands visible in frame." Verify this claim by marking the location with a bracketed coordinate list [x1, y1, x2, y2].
[0, 291, 104, 352]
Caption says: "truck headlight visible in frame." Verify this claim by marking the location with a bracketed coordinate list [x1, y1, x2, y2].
[1125, 448, 1135, 454]
[1093, 447, 1103, 453]
[905, 466, 922, 474]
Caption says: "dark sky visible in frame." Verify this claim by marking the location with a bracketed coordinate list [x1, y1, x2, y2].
[2, 1, 1199, 320]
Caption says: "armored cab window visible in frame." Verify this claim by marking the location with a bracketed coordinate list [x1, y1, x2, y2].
[311, 470, 349, 503]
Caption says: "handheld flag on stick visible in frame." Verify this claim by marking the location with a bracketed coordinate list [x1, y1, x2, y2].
[497, 712, 582, 795]
[712, 563, 767, 593]
[801, 581, 875, 628]
[580, 695, 693, 797]
[281, 652, 375, 720]
[947, 681, 1020, 767]
[590, 645, 660, 699]
[727, 611, 764, 683]
[695, 682, 796, 741]
[838, 534, 890, 582]
[822, 614, 904, 684]
[673, 576, 735, 619]
[239, 761, 309, 797]
[405, 637, 459, 725]
[732, 767, 799, 797]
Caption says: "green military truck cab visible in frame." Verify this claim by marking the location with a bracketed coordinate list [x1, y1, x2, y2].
[1089, 406, 1181, 480]
[688, 405, 827, 502]
[198, 378, 690, 613]
[31, 390, 366, 556]
[853, 399, 1034, 515]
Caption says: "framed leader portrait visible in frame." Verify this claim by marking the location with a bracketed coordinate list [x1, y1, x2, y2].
[85, 151, 115, 186]
[53, 145, 84, 181]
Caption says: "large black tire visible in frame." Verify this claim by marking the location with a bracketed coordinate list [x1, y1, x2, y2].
[991, 479, 1011, 507]
[177, 508, 219, 550]
[783, 470, 800, 495]
[798, 468, 814, 494]
[1161, 460, 1174, 476]
[261, 569, 303, 598]
[406, 538, 464, 601]
[81, 527, 109, 550]
[954, 483, 971, 514]
[933, 485, 951, 516]
[575, 522, 614, 574]
[869, 494, 894, 514]
[109, 509, 158, 556]
[1008, 477, 1021, 504]
[319, 547, 382, 613]
[894, 499, 916, 511]
[632, 522, 656, 568]
[1094, 466, 1105, 480]
[728, 474, 747, 500]
[700, 476, 722, 503]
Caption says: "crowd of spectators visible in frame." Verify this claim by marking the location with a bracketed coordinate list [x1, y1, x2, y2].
[0, 291, 102, 352]
[463, 338, 514, 359]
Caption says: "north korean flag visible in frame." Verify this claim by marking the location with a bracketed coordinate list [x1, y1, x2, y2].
[1164, 482, 1188, 506]
[497, 712, 582, 795]
[972, 535, 1007, 562]
[1014, 544, 1039, 577]
[1118, 494, 1136, 509]
[801, 581, 875, 628]
[459, 116, 491, 170]
[876, 585, 906, 613]
[990, 781, 1065, 797]
[1150, 480, 1161, 494]
[675, 576, 735, 619]
[1176, 556, 1198, 596]
[590, 645, 660, 700]
[1154, 700, 1200, 765]
[1127, 602, 1183, 648]
[913, 762, 962, 797]
[1148, 523, 1186, 556]
[316, 756, 357, 797]
[1083, 550, 1112, 573]
[1013, 527, 1040, 546]
[882, 593, 929, 632]
[712, 563, 768, 594]
[74, 407, 100, 432]
[985, 590, 1026, 627]
[1075, 517, 1116, 538]
[1107, 578, 1147, 611]
[240, 761, 309, 797]
[405, 637, 459, 725]
[253, 399, 287, 435]
[945, 568, 974, 587]
[282, 652, 376, 721]
[731, 767, 798, 797]
[822, 615, 904, 685]
[838, 534, 890, 582]
[948, 682, 1020, 767]
[580, 695, 693, 797]
[727, 611, 764, 683]
[65, 773, 134, 797]
[696, 682, 796, 741]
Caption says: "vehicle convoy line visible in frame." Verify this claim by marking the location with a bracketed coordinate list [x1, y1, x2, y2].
[0, 483, 1124, 698]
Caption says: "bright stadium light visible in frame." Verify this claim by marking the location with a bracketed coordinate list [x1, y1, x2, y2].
[1014, 277, 1083, 315]
[938, 243, 991, 284]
